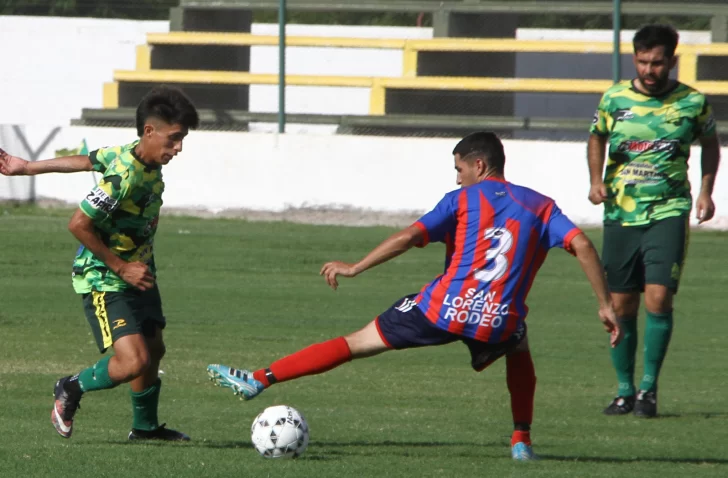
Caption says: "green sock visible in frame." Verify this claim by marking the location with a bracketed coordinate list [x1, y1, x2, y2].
[131, 379, 161, 431]
[78, 356, 117, 393]
[610, 317, 637, 397]
[639, 311, 673, 393]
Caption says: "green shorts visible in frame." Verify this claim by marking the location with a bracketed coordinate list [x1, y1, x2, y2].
[602, 215, 689, 294]
[82, 285, 166, 353]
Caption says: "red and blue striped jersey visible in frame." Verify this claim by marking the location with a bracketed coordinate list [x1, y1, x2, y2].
[413, 178, 581, 343]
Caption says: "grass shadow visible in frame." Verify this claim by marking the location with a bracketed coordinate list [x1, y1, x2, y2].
[109, 438, 505, 459]
[651, 412, 728, 419]
[541, 455, 728, 465]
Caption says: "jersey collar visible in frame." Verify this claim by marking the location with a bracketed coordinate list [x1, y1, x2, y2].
[629, 79, 681, 98]
[131, 145, 161, 171]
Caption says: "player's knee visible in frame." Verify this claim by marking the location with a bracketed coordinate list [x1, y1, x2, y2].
[510, 336, 530, 355]
[612, 293, 640, 317]
[613, 303, 637, 317]
[344, 335, 370, 359]
[644, 287, 672, 313]
[344, 326, 388, 359]
[119, 353, 151, 379]
[149, 341, 166, 361]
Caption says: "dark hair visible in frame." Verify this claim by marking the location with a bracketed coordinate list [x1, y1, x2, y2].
[135, 86, 200, 136]
[452, 132, 506, 172]
[633, 24, 679, 58]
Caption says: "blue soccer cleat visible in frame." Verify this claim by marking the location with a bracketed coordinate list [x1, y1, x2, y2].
[207, 364, 265, 401]
[511, 442, 539, 461]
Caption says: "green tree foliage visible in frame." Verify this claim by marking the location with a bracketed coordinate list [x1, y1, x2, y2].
[0, 0, 177, 19]
[0, 0, 714, 30]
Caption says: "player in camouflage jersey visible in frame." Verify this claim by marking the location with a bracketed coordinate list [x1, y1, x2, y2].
[0, 86, 199, 439]
[71, 140, 162, 295]
[587, 24, 721, 418]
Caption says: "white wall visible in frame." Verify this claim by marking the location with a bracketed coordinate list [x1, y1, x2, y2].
[0, 16, 168, 125]
[3, 125, 726, 228]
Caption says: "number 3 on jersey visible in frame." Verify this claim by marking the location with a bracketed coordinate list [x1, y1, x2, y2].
[473, 227, 513, 282]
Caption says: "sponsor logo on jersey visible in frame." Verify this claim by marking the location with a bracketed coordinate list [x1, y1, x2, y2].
[612, 109, 635, 122]
[143, 216, 160, 237]
[617, 139, 679, 154]
[143, 193, 158, 208]
[592, 110, 599, 125]
[85, 188, 118, 214]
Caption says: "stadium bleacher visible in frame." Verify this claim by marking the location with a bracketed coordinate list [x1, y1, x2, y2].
[75, 0, 728, 140]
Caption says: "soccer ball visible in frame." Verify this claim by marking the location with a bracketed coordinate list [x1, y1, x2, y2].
[250, 405, 310, 458]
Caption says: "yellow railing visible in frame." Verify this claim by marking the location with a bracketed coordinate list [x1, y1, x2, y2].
[137, 33, 407, 70]
[146, 32, 407, 48]
[104, 70, 376, 108]
[110, 33, 728, 114]
[369, 77, 615, 115]
[141, 32, 728, 86]
[114, 70, 374, 87]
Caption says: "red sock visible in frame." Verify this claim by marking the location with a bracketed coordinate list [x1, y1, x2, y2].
[506, 350, 536, 445]
[253, 337, 352, 388]
[511, 430, 531, 447]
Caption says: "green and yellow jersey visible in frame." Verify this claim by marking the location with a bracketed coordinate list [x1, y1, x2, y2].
[72, 141, 164, 293]
[88, 140, 137, 174]
[590, 80, 716, 226]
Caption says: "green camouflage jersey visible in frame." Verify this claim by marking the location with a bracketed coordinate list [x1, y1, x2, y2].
[72, 141, 164, 293]
[590, 80, 716, 226]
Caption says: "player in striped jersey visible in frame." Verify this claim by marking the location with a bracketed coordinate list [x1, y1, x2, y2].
[208, 132, 621, 461]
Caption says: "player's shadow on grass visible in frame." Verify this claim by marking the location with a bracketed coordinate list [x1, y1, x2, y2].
[303, 440, 506, 459]
[115, 440, 338, 461]
[191, 440, 500, 450]
[540, 455, 728, 465]
[315, 440, 502, 448]
[110, 439, 248, 448]
[652, 411, 728, 419]
[123, 439, 503, 457]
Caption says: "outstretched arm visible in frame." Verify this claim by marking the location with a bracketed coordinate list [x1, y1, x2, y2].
[0, 147, 92, 176]
[320, 225, 425, 290]
[569, 232, 622, 347]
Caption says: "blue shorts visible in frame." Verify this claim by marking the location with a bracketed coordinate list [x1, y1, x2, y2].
[374, 294, 527, 371]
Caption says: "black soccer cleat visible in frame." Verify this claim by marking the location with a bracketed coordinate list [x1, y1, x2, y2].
[634, 390, 657, 418]
[128, 423, 190, 441]
[603, 395, 635, 416]
[51, 376, 83, 438]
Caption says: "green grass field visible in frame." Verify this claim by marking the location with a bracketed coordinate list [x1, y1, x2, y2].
[1, 205, 727, 477]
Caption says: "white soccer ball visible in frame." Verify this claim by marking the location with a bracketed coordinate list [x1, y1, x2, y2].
[250, 405, 310, 458]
